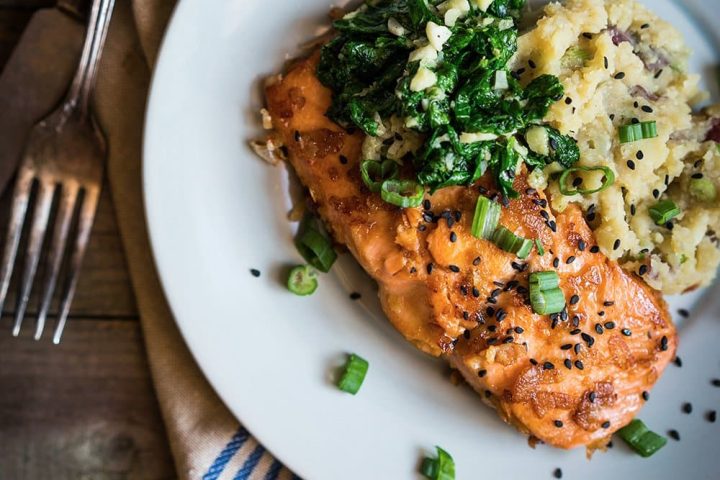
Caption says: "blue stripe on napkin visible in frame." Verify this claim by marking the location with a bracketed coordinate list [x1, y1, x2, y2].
[202, 426, 250, 480]
[232, 443, 265, 480]
[264, 459, 283, 480]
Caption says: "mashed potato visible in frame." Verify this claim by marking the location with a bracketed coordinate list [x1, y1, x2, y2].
[512, 0, 720, 294]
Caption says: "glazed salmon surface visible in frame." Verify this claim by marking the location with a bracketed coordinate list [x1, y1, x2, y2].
[265, 52, 677, 450]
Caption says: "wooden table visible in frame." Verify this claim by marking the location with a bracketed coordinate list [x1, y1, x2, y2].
[0, 3, 177, 478]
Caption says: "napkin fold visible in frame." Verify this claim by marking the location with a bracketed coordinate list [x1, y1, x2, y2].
[91, 2, 296, 479]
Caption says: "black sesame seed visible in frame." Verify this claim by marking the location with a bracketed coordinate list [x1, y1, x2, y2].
[460, 285, 468, 296]
[423, 199, 431, 210]
[621, 328, 632, 336]
[553, 258, 560, 268]
[614, 72, 626, 79]
[678, 309, 689, 318]
[711, 378, 720, 387]
[472, 287, 480, 298]
[627, 160, 636, 170]
[636, 150, 644, 160]
[570, 329, 581, 335]
[590, 245, 600, 253]
[639, 265, 648, 276]
[554, 468, 563, 479]
[491, 289, 502, 298]
[641, 105, 653, 113]
[589, 391, 597, 402]
[707, 410, 717, 423]
[478, 369, 487, 377]
[350, 292, 362, 300]
[450, 232, 457, 243]
[572, 315, 580, 327]
[674, 356, 683, 367]
[250, 268, 261, 277]
[634, 101, 639, 108]
[547, 220, 557, 232]
[496, 309, 508, 322]
[641, 23, 650, 29]
[602, 421, 611, 429]
[463, 328, 470, 338]
[604, 56, 609, 69]
[543, 361, 555, 370]
[642, 391, 650, 401]
[561, 344, 573, 350]
[551, 317, 559, 329]
[691, 172, 704, 179]
[488, 325, 497, 333]
[595, 323, 604, 334]
[339, 154, 348, 165]
[449, 265, 460, 273]
[668, 429, 680, 441]
[514, 326, 524, 334]
[540, 210, 550, 220]
[666, 221, 674, 230]
[598, 311, 605, 317]
[630, 204, 636, 216]
[655, 69, 664, 79]
[609, 113, 615, 121]
[682, 402, 693, 414]
[570, 295, 580, 305]
[554, 419, 564, 428]
[503, 336, 514, 344]
[660, 335, 669, 351]
[529, 59, 537, 68]
[575, 360, 584, 370]
[604, 321, 616, 329]
[574, 343, 582, 355]
[652, 189, 660, 199]
[565, 97, 573, 105]
[631, 117, 640, 124]
[582, 32, 593, 39]
[427, 263, 434, 274]
[566, 256, 576, 265]
[613, 239, 621, 250]
[564, 359, 572, 370]
[473, 257, 482, 266]
[581, 332, 595, 346]
[530, 358, 538, 366]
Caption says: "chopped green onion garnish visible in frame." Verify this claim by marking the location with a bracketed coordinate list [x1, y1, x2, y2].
[337, 353, 369, 395]
[360, 159, 399, 193]
[559, 166, 615, 196]
[380, 179, 425, 208]
[491, 226, 534, 259]
[530, 286, 566, 315]
[420, 446, 455, 480]
[530, 271, 560, 291]
[529, 271, 565, 315]
[535, 239, 545, 256]
[689, 178, 717, 202]
[471, 196, 501, 240]
[618, 419, 667, 457]
[287, 265, 318, 296]
[648, 200, 681, 225]
[295, 214, 337, 273]
[619, 121, 658, 143]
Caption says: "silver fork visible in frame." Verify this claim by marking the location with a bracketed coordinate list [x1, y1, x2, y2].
[0, 0, 115, 343]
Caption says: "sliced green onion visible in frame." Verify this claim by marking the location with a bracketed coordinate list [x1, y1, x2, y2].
[381, 179, 425, 208]
[648, 200, 681, 225]
[530, 285, 566, 315]
[360, 159, 399, 193]
[471, 196, 501, 240]
[559, 166, 615, 196]
[494, 70, 509, 90]
[491, 226, 534, 259]
[337, 353, 369, 395]
[619, 121, 658, 143]
[295, 215, 337, 273]
[420, 446, 455, 480]
[535, 239, 545, 256]
[618, 419, 667, 457]
[287, 265, 318, 296]
[689, 178, 717, 202]
[530, 271, 559, 291]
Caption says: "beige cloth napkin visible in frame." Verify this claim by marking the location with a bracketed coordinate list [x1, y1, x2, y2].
[92, 2, 295, 479]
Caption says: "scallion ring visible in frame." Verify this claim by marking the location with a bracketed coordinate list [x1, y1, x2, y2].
[530, 271, 559, 291]
[618, 419, 667, 457]
[529, 271, 565, 315]
[287, 265, 318, 296]
[337, 353, 369, 395]
[491, 226, 534, 259]
[648, 200, 681, 226]
[619, 121, 658, 143]
[295, 214, 337, 273]
[420, 446, 455, 480]
[559, 166, 615, 196]
[360, 159, 399, 193]
[381, 179, 425, 208]
[471, 196, 501, 240]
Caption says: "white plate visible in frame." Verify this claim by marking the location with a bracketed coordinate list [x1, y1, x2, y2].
[144, 1, 720, 478]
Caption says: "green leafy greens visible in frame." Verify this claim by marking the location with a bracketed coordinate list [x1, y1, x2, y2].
[317, 0, 579, 200]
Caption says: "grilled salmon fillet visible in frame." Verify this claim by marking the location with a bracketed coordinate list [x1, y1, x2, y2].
[265, 52, 677, 449]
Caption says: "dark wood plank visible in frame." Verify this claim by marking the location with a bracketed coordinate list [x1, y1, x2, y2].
[0, 317, 175, 480]
[0, 179, 139, 318]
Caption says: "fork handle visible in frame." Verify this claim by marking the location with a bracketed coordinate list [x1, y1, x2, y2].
[65, 0, 116, 117]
